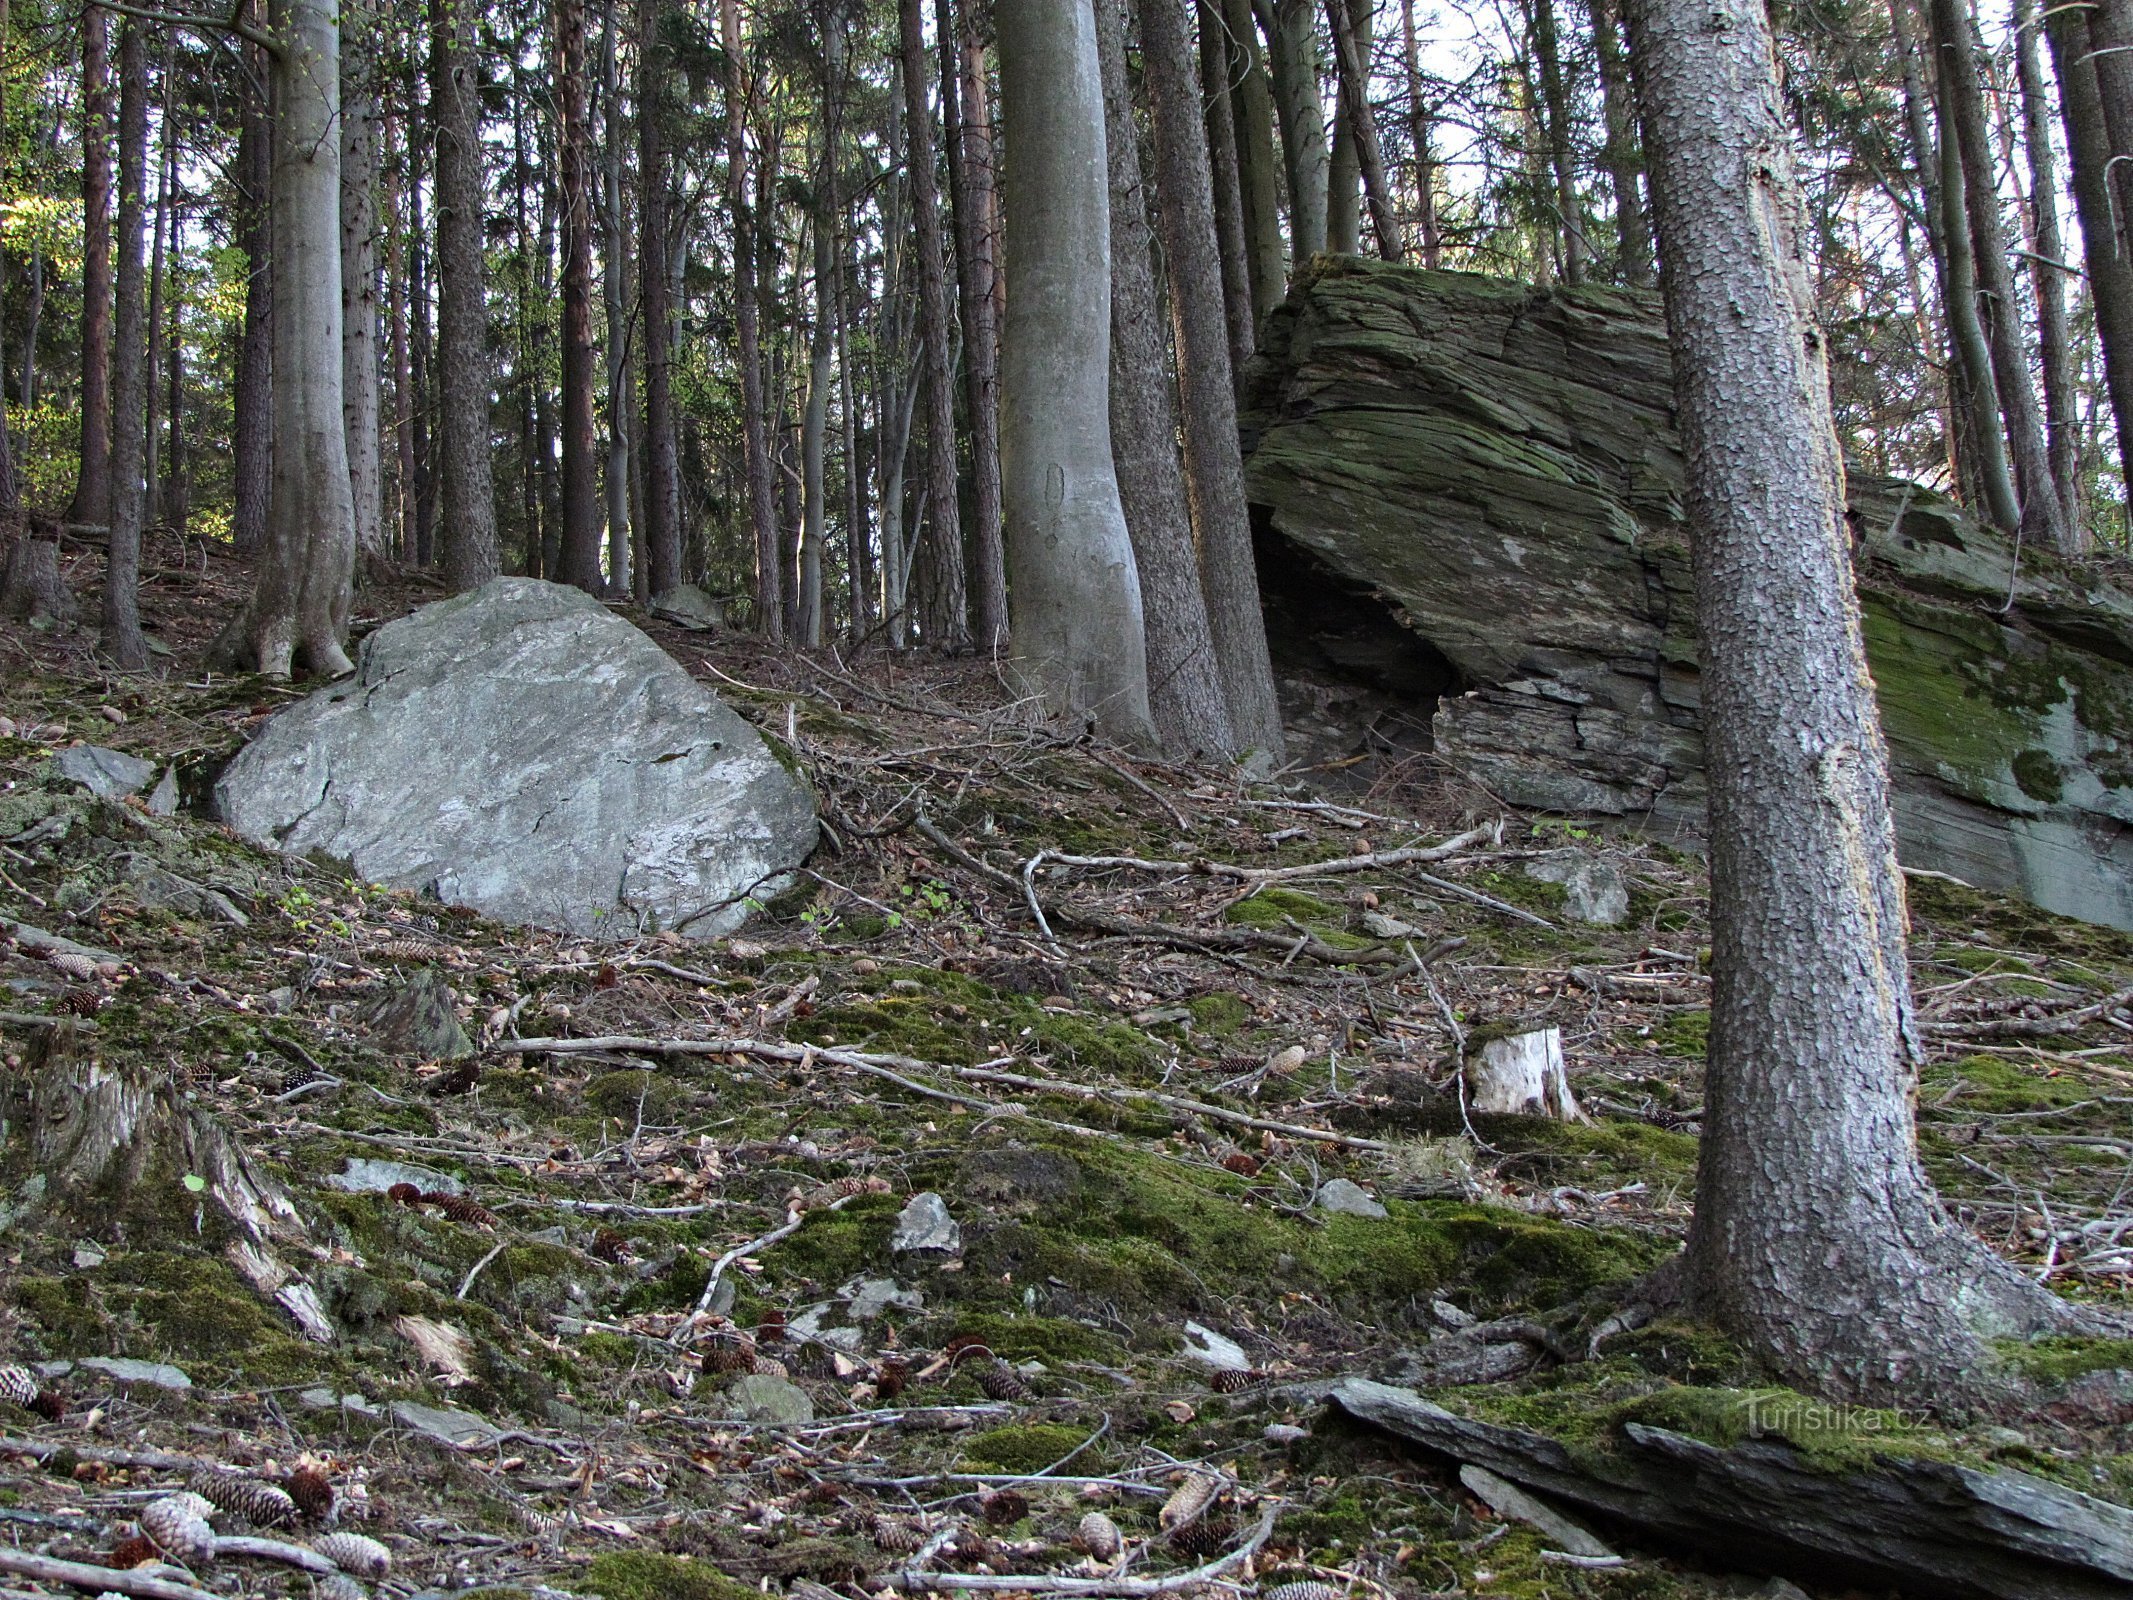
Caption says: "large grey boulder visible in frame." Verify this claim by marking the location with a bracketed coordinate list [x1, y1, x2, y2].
[1244, 258, 2133, 931]
[214, 580, 816, 939]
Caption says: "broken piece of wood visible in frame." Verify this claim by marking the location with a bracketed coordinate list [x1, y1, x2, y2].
[1465, 1027, 1588, 1122]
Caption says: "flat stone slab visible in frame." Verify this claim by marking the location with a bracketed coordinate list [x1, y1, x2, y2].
[391, 1399, 508, 1448]
[1317, 1178, 1389, 1218]
[722, 1374, 815, 1425]
[52, 745, 155, 799]
[37, 1357, 193, 1391]
[890, 1192, 961, 1255]
[213, 579, 817, 940]
[322, 1158, 463, 1196]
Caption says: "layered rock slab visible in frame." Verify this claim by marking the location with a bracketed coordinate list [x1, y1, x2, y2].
[1242, 257, 2133, 929]
[215, 579, 816, 938]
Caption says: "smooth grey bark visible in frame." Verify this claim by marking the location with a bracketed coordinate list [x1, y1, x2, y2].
[1584, 0, 1648, 283]
[431, 0, 500, 590]
[1398, 0, 1440, 265]
[2011, 0, 2082, 546]
[1265, 0, 1329, 258]
[2047, 0, 2133, 492]
[997, 0, 1157, 744]
[1929, 0, 2072, 553]
[1323, 0, 1400, 259]
[838, 223, 871, 641]
[70, 7, 114, 530]
[1095, 0, 1236, 757]
[1141, 0, 1287, 758]
[1200, 0, 1259, 377]
[900, 0, 970, 649]
[554, 0, 602, 591]
[1219, 0, 1287, 320]
[341, 0, 386, 574]
[722, 0, 778, 627]
[384, 124, 416, 563]
[102, 18, 149, 670]
[215, 0, 358, 676]
[598, 4, 633, 596]
[1623, 0, 2079, 1399]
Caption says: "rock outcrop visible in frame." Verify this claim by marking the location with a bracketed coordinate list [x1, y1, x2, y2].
[1243, 257, 2133, 929]
[215, 578, 817, 938]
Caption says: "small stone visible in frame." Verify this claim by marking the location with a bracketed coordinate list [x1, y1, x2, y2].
[390, 1399, 508, 1449]
[1360, 909, 1425, 940]
[51, 745, 156, 800]
[76, 1357, 191, 1391]
[1523, 850, 1630, 927]
[1458, 1464, 1614, 1559]
[1315, 1179, 1388, 1219]
[364, 968, 472, 1060]
[840, 1276, 922, 1320]
[889, 1191, 961, 1256]
[1431, 1299, 1476, 1330]
[323, 1158, 463, 1196]
[1180, 1320, 1251, 1371]
[722, 1374, 815, 1425]
[147, 766, 179, 817]
[1264, 1423, 1311, 1444]
[1266, 1044, 1307, 1074]
[1981, 1426, 2029, 1450]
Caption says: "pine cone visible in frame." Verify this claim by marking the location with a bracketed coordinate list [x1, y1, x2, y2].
[188, 1468, 297, 1529]
[1158, 1471, 1221, 1531]
[978, 1489, 1027, 1526]
[1210, 1368, 1266, 1394]
[279, 1060, 325, 1096]
[870, 1515, 924, 1554]
[704, 1340, 758, 1374]
[751, 1356, 789, 1378]
[429, 1060, 481, 1096]
[1167, 1517, 1233, 1558]
[975, 1358, 1034, 1403]
[1076, 1511, 1122, 1560]
[799, 1174, 892, 1209]
[755, 1308, 788, 1344]
[284, 1467, 335, 1521]
[139, 1496, 217, 1564]
[943, 1335, 995, 1362]
[47, 950, 100, 982]
[61, 989, 104, 1017]
[1218, 1151, 1262, 1176]
[0, 1364, 42, 1409]
[311, 1530, 392, 1580]
[314, 1573, 368, 1600]
[376, 939, 439, 962]
[1263, 1583, 1346, 1600]
[590, 1228, 631, 1263]
[873, 1359, 909, 1399]
[385, 1183, 422, 1207]
[106, 1535, 158, 1569]
[425, 1193, 498, 1228]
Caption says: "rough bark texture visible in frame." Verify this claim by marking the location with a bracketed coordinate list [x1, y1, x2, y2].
[1095, 0, 1236, 757]
[1142, 0, 1285, 760]
[725, 0, 779, 629]
[1531, 0, 1585, 281]
[1, 539, 75, 622]
[996, 0, 1156, 744]
[1199, 0, 1259, 378]
[1324, 0, 1362, 253]
[1266, 0, 1328, 258]
[432, 0, 501, 591]
[553, 0, 603, 592]
[599, 6, 634, 597]
[341, 0, 386, 574]
[69, 7, 114, 531]
[1584, 0, 1648, 282]
[102, 19, 150, 671]
[901, 0, 970, 650]
[1219, 0, 1287, 320]
[1323, 0, 1399, 260]
[800, 210, 832, 647]
[231, 39, 273, 557]
[2011, 0, 2080, 544]
[1399, 0, 1441, 266]
[1623, 0, 2076, 1396]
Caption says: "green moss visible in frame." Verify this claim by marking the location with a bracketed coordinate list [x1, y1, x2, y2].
[1924, 1053, 2095, 1113]
[761, 1194, 902, 1289]
[1651, 1009, 1709, 1058]
[1993, 1335, 2133, 1384]
[585, 1071, 680, 1125]
[1186, 993, 1251, 1036]
[1223, 888, 1370, 950]
[943, 1313, 1122, 1364]
[2013, 748, 2066, 803]
[1615, 1385, 1950, 1472]
[584, 1552, 761, 1600]
[959, 1422, 1096, 1472]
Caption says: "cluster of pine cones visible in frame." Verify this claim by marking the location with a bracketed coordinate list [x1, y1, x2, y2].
[106, 1462, 390, 1598]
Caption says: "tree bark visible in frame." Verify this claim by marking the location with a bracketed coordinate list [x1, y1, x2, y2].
[1200, 0, 1259, 376]
[723, 0, 778, 627]
[71, 7, 114, 531]
[1890, 0, 1965, 490]
[1142, 0, 1286, 759]
[1584, 0, 1648, 284]
[998, 0, 1157, 743]
[1398, 0, 1440, 266]
[1929, 0, 2072, 553]
[1531, 0, 1585, 283]
[1323, 0, 1401, 260]
[901, 0, 970, 650]
[1, 538, 74, 622]
[1265, 0, 1329, 259]
[837, 213, 871, 641]
[143, 47, 168, 530]
[341, 0, 386, 575]
[408, 138, 437, 567]
[2087, 0, 2133, 259]
[231, 22, 272, 557]
[599, 4, 634, 596]
[1623, 0, 2077, 1400]
[2011, 0, 2082, 548]
[432, 0, 501, 590]
[552, 0, 603, 591]
[2047, 0, 2133, 499]
[385, 125, 417, 563]
[102, 18, 150, 670]
[943, 0, 1009, 651]
[1096, 0, 1237, 757]
[1324, 0, 1363, 253]
[1219, 0, 1287, 319]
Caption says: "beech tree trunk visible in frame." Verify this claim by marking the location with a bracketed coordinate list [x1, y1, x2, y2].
[102, 19, 150, 670]
[1324, 0, 1364, 253]
[553, 0, 603, 591]
[2011, 0, 2081, 546]
[341, 0, 386, 574]
[724, 0, 779, 628]
[70, 7, 114, 530]
[1930, 0, 2072, 552]
[1095, 0, 1237, 757]
[901, 0, 970, 650]
[2047, 0, 2133, 494]
[1142, 0, 1286, 759]
[432, 0, 501, 590]
[1266, 0, 1329, 258]
[997, 0, 1157, 744]
[231, 27, 272, 557]
[1623, 0, 2078, 1401]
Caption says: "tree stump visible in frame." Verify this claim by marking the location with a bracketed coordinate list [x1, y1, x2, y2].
[0, 538, 77, 623]
[1465, 1026, 1588, 1121]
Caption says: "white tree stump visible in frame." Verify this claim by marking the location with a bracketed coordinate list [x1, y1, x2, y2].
[1465, 1026, 1588, 1121]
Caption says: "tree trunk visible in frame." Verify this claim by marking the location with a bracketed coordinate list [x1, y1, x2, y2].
[1325, 0, 1363, 253]
[997, 0, 1157, 743]
[1585, 0, 1648, 284]
[1323, 0, 1401, 260]
[1398, 0, 1440, 266]
[1142, 0, 1287, 759]
[1929, 0, 2072, 553]
[723, 0, 778, 627]
[800, 212, 831, 648]
[1220, 0, 1287, 319]
[342, 0, 387, 575]
[1623, 0, 2077, 1402]
[20, 240, 41, 409]
[432, 0, 501, 590]
[2011, 0, 2082, 548]
[70, 8, 114, 531]
[1531, 0, 1585, 283]
[837, 216, 871, 641]
[599, 4, 634, 597]
[102, 18, 150, 670]
[1, 538, 74, 622]
[384, 120, 417, 562]
[901, 0, 970, 650]
[1891, 0, 1965, 491]
[1096, 0, 1237, 757]
[408, 143, 437, 567]
[942, 0, 1009, 651]
[164, 235, 186, 534]
[2047, 0, 2133, 498]
[1200, 0, 1260, 377]
[553, 0, 603, 591]
[231, 24, 273, 557]
[1266, 0, 1329, 259]
[143, 48, 168, 530]
[2087, 0, 2133, 260]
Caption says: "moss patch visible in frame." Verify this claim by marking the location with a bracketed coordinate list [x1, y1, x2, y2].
[959, 1422, 1096, 1472]
[584, 1552, 761, 1600]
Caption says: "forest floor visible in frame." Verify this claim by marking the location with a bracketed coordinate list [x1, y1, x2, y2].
[3, 527, 2133, 1600]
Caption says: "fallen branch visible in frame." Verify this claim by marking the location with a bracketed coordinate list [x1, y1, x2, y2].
[1925, 986, 2133, 1041]
[0, 1435, 204, 1470]
[674, 1187, 881, 1342]
[0, 1548, 221, 1600]
[212, 1535, 339, 1575]
[886, 1502, 1279, 1594]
